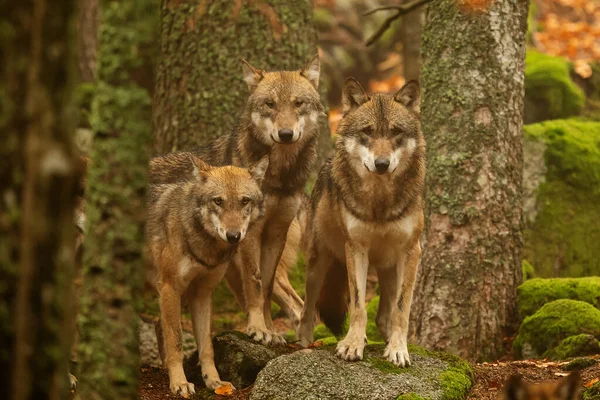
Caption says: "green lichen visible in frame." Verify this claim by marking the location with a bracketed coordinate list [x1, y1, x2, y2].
[525, 50, 585, 122]
[518, 277, 600, 318]
[546, 334, 600, 360]
[514, 299, 600, 358]
[583, 381, 600, 400]
[522, 260, 535, 281]
[523, 119, 600, 277]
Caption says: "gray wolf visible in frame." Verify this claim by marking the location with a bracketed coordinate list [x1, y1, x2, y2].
[296, 78, 425, 367]
[149, 55, 323, 345]
[147, 156, 268, 397]
[501, 371, 580, 400]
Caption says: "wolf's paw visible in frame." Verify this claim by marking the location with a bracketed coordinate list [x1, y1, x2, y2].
[205, 378, 235, 392]
[336, 335, 366, 361]
[384, 343, 411, 367]
[69, 373, 77, 390]
[247, 325, 275, 345]
[296, 322, 314, 347]
[169, 380, 195, 398]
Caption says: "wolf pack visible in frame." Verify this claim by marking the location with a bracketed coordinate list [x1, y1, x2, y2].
[72, 56, 581, 400]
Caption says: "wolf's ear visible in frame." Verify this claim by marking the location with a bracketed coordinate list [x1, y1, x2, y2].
[249, 156, 269, 185]
[503, 375, 527, 400]
[190, 155, 212, 179]
[241, 59, 264, 92]
[342, 78, 369, 115]
[394, 80, 421, 112]
[301, 54, 320, 90]
[554, 371, 580, 400]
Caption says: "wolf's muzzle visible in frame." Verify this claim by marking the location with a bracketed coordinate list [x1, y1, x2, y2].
[278, 128, 294, 143]
[374, 157, 390, 174]
[226, 231, 241, 244]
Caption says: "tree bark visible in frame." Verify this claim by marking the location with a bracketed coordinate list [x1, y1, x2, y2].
[400, 9, 423, 81]
[0, 0, 81, 398]
[77, 0, 99, 83]
[409, 0, 528, 362]
[153, 0, 331, 163]
[77, 1, 154, 398]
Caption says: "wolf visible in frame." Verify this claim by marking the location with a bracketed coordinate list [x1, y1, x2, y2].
[147, 156, 268, 397]
[296, 78, 425, 367]
[501, 371, 580, 400]
[149, 55, 323, 344]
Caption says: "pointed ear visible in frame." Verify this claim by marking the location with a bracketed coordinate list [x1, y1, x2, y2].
[503, 375, 526, 400]
[190, 155, 212, 179]
[248, 156, 269, 185]
[342, 78, 369, 115]
[300, 54, 320, 90]
[554, 371, 580, 400]
[241, 59, 264, 92]
[394, 80, 421, 112]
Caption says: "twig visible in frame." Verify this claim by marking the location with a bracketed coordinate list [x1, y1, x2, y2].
[364, 0, 433, 46]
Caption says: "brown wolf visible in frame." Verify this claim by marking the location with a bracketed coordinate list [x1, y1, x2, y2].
[147, 156, 268, 397]
[149, 55, 323, 344]
[501, 371, 580, 400]
[297, 79, 425, 367]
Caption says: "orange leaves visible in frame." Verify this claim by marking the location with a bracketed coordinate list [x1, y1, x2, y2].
[215, 384, 234, 395]
[585, 377, 600, 388]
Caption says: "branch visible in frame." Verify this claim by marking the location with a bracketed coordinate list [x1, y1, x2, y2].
[364, 0, 433, 46]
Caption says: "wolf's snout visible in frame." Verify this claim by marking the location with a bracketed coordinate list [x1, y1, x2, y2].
[278, 128, 294, 143]
[374, 157, 390, 174]
[226, 231, 241, 244]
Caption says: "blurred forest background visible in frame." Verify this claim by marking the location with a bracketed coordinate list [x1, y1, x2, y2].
[1, 0, 600, 399]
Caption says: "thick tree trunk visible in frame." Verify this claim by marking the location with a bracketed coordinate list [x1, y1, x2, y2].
[409, 0, 528, 362]
[0, 0, 80, 398]
[77, 1, 154, 398]
[400, 9, 423, 81]
[77, 0, 99, 82]
[153, 0, 331, 163]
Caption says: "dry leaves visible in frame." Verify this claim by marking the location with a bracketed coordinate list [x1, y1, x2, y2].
[585, 377, 600, 388]
[215, 384, 234, 395]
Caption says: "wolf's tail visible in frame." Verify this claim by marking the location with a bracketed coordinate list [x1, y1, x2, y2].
[316, 260, 348, 337]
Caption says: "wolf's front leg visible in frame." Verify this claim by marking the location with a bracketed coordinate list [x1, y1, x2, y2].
[384, 241, 421, 367]
[159, 283, 195, 398]
[336, 242, 369, 361]
[188, 269, 235, 392]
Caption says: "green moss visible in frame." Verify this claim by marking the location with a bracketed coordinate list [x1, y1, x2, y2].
[366, 296, 383, 342]
[525, 51, 585, 122]
[367, 357, 410, 375]
[562, 357, 598, 371]
[514, 299, 600, 358]
[522, 260, 535, 281]
[523, 120, 600, 277]
[288, 252, 306, 299]
[583, 381, 600, 400]
[518, 277, 600, 318]
[397, 393, 427, 400]
[547, 334, 600, 360]
[313, 323, 335, 340]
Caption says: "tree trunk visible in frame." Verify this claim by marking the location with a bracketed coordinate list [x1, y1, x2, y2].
[409, 0, 528, 362]
[77, 1, 154, 398]
[0, 0, 80, 398]
[77, 0, 99, 83]
[400, 9, 423, 81]
[153, 0, 331, 163]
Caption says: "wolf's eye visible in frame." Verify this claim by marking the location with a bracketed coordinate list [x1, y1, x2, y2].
[213, 197, 223, 206]
[241, 197, 251, 206]
[392, 127, 404, 136]
[294, 100, 304, 108]
[265, 100, 275, 109]
[362, 127, 373, 136]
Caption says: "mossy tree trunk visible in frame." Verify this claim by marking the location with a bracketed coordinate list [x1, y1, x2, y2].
[409, 0, 528, 362]
[153, 0, 331, 163]
[77, 0, 154, 398]
[0, 0, 81, 398]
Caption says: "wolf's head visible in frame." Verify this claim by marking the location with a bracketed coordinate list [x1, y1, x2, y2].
[337, 78, 423, 177]
[242, 55, 323, 146]
[189, 156, 268, 244]
[502, 371, 580, 400]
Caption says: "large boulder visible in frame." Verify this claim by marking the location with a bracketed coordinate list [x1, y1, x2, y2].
[250, 344, 473, 400]
[523, 119, 600, 277]
[546, 334, 600, 360]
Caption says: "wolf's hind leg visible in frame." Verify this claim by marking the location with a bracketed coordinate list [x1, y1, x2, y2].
[188, 269, 235, 392]
[384, 241, 421, 367]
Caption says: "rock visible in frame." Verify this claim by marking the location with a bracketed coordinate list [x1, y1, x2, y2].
[548, 334, 600, 360]
[562, 357, 598, 371]
[518, 277, 600, 318]
[250, 344, 473, 400]
[514, 299, 600, 358]
[213, 331, 290, 389]
[522, 119, 600, 277]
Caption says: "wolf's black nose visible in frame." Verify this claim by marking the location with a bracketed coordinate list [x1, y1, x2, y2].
[278, 129, 294, 142]
[374, 158, 390, 173]
[226, 231, 241, 244]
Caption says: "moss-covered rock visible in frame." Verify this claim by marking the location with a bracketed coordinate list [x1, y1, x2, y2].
[562, 356, 598, 371]
[525, 51, 585, 123]
[523, 119, 600, 277]
[583, 381, 600, 400]
[514, 299, 600, 358]
[250, 344, 473, 400]
[518, 277, 600, 318]
[522, 260, 535, 281]
[546, 334, 600, 360]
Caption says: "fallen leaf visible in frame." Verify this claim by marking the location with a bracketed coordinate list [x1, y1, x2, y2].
[215, 384, 234, 395]
[308, 340, 324, 348]
[554, 372, 570, 377]
[585, 377, 600, 388]
[574, 60, 592, 78]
